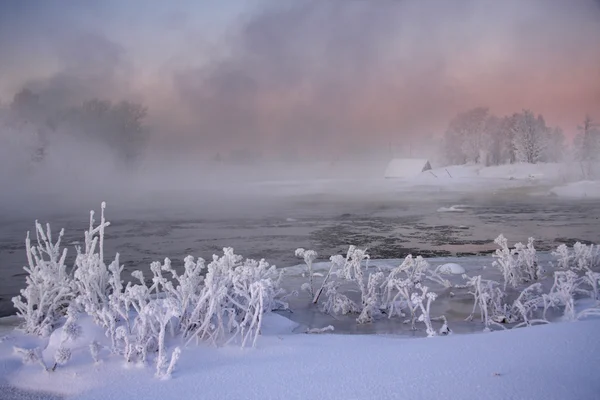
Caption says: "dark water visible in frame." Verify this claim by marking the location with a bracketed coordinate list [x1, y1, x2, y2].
[1, 184, 600, 317]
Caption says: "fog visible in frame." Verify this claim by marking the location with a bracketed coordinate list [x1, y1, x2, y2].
[1, 0, 600, 216]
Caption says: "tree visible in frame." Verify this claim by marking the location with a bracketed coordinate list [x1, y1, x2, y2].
[574, 115, 599, 162]
[544, 126, 566, 163]
[9, 89, 50, 163]
[58, 99, 149, 165]
[574, 115, 600, 178]
[511, 110, 548, 164]
[443, 107, 489, 165]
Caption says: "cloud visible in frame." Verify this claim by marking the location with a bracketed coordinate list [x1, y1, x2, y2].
[170, 0, 600, 157]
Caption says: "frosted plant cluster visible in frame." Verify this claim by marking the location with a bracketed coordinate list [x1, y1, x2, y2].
[297, 235, 600, 336]
[12, 203, 288, 378]
[299, 246, 453, 336]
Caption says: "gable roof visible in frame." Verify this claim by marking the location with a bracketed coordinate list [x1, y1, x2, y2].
[384, 158, 432, 178]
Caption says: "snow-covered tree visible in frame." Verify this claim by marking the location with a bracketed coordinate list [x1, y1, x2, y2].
[485, 115, 516, 165]
[544, 126, 566, 163]
[443, 107, 490, 164]
[574, 115, 600, 178]
[511, 110, 548, 164]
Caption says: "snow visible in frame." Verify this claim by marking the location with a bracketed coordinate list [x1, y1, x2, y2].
[437, 263, 466, 274]
[384, 158, 431, 178]
[411, 162, 584, 189]
[437, 205, 468, 212]
[550, 181, 600, 199]
[1, 314, 599, 400]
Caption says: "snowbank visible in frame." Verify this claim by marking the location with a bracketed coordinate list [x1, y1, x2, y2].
[410, 162, 584, 190]
[437, 263, 466, 274]
[2, 315, 599, 400]
[550, 181, 600, 199]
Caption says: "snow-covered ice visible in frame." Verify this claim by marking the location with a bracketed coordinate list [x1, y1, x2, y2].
[1, 313, 599, 400]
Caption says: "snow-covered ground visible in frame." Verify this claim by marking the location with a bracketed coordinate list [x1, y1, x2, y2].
[1, 313, 599, 400]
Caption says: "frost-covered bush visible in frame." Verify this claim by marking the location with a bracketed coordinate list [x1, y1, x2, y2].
[315, 246, 388, 324]
[552, 242, 600, 272]
[492, 235, 542, 290]
[463, 275, 508, 331]
[319, 280, 360, 315]
[12, 222, 73, 336]
[543, 271, 582, 321]
[13, 203, 290, 379]
[511, 283, 547, 328]
[462, 274, 549, 331]
[380, 255, 447, 329]
[71, 202, 114, 318]
[309, 247, 448, 331]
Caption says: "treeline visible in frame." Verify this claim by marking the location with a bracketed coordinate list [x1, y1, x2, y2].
[0, 89, 148, 168]
[442, 107, 600, 170]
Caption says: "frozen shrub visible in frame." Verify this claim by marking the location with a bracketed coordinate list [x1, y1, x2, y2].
[511, 283, 547, 328]
[581, 270, 600, 301]
[184, 248, 285, 348]
[14, 203, 289, 379]
[552, 244, 571, 270]
[51, 347, 71, 371]
[381, 255, 431, 328]
[14, 346, 47, 371]
[295, 248, 318, 298]
[313, 255, 345, 304]
[492, 235, 520, 290]
[463, 275, 508, 331]
[513, 238, 543, 282]
[411, 285, 437, 337]
[71, 203, 112, 319]
[492, 235, 543, 290]
[356, 272, 385, 324]
[320, 281, 360, 315]
[12, 223, 72, 336]
[543, 271, 581, 320]
[552, 242, 600, 272]
[572, 242, 600, 271]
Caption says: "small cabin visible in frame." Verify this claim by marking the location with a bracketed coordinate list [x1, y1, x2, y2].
[384, 158, 432, 179]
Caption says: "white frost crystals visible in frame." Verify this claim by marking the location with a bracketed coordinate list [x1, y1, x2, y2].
[11, 203, 289, 378]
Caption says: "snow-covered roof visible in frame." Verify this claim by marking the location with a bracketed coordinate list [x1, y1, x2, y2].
[384, 158, 432, 178]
